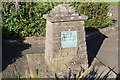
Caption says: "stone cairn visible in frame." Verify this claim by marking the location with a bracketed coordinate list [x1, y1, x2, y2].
[43, 4, 88, 76]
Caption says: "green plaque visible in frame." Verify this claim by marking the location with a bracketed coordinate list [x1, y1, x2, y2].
[61, 31, 77, 48]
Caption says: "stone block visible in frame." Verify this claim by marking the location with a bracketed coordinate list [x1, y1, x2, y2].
[43, 4, 88, 73]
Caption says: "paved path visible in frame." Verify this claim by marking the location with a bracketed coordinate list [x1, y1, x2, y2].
[87, 4, 119, 74]
[96, 4, 119, 74]
[96, 30, 118, 74]
[86, 29, 118, 74]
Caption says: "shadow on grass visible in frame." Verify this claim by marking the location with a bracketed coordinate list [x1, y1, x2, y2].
[85, 27, 108, 67]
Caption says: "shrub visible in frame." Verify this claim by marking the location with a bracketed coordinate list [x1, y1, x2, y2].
[75, 2, 112, 28]
[2, 2, 112, 39]
[2, 2, 64, 39]
[3, 2, 47, 39]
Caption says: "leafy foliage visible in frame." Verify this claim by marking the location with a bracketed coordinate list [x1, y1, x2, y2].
[2, 2, 112, 39]
[76, 2, 112, 28]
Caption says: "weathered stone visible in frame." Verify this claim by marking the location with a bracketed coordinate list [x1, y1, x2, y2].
[43, 4, 88, 74]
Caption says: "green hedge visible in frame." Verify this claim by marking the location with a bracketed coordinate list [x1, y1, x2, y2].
[2, 2, 112, 39]
[76, 2, 112, 28]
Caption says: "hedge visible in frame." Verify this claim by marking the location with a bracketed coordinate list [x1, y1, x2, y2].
[77, 2, 112, 28]
[2, 2, 112, 39]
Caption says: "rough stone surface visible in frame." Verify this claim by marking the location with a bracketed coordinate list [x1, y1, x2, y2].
[91, 58, 117, 79]
[43, 4, 87, 23]
[26, 54, 54, 78]
[43, 4, 88, 73]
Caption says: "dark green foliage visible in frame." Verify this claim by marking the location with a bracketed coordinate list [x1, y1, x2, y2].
[2, 2, 112, 39]
[3, 2, 48, 39]
[76, 2, 112, 28]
